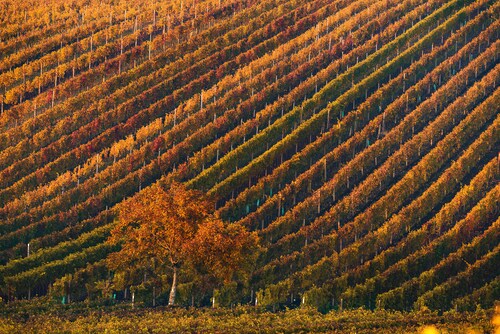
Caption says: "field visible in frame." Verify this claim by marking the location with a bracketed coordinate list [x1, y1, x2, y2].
[0, 0, 498, 327]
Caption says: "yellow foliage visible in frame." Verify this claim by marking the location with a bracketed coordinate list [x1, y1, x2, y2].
[136, 118, 162, 144]
[420, 325, 440, 334]
[493, 305, 500, 334]
[109, 135, 135, 158]
[465, 328, 481, 334]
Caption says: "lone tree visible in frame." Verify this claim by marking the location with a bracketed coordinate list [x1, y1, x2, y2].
[107, 182, 259, 306]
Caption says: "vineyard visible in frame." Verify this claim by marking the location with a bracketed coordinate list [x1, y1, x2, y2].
[0, 302, 497, 333]
[0, 0, 498, 320]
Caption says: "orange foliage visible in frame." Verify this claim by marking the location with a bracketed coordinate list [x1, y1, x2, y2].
[107, 182, 259, 304]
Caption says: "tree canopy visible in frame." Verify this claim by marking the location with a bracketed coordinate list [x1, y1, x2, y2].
[106, 182, 259, 306]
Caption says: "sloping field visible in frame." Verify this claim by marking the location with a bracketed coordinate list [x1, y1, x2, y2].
[0, 0, 498, 311]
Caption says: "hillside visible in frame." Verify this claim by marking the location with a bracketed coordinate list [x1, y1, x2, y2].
[0, 0, 498, 313]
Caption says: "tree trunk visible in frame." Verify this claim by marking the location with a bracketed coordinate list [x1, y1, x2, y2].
[168, 266, 178, 306]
